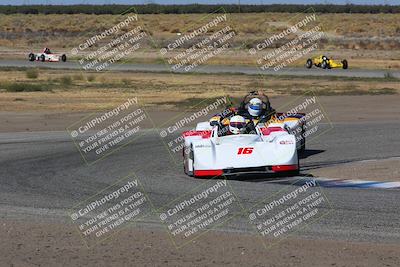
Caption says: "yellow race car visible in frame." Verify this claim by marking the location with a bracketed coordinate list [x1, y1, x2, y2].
[306, 55, 348, 69]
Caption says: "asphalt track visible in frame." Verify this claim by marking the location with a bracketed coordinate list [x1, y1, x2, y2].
[1, 59, 400, 78]
[1, 122, 399, 244]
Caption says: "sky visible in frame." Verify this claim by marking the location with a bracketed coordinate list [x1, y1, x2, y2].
[0, 0, 398, 5]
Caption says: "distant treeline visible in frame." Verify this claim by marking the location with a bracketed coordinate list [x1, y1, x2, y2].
[0, 4, 399, 15]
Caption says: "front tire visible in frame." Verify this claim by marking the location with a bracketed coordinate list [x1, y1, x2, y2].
[283, 157, 300, 177]
[321, 60, 328, 69]
[293, 157, 300, 176]
[183, 145, 194, 177]
[342, 59, 348, 69]
[40, 54, 45, 62]
[61, 54, 67, 62]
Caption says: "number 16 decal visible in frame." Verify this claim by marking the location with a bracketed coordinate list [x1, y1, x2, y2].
[237, 147, 254, 155]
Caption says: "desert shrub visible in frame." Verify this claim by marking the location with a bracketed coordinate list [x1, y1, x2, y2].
[73, 73, 84, 81]
[3, 82, 50, 92]
[87, 75, 96, 82]
[59, 75, 72, 86]
[26, 68, 39, 79]
[121, 78, 131, 86]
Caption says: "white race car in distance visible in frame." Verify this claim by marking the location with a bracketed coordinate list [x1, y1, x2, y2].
[183, 114, 305, 178]
[28, 48, 67, 62]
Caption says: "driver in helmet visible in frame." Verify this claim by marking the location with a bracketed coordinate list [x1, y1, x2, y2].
[227, 115, 247, 135]
[237, 91, 275, 124]
[43, 48, 51, 54]
[209, 90, 275, 130]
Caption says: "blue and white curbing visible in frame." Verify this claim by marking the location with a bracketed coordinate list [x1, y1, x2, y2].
[284, 177, 400, 189]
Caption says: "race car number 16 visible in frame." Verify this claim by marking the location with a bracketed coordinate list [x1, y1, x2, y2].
[237, 147, 254, 155]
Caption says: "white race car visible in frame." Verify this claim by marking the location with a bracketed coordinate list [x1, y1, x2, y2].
[183, 113, 305, 178]
[28, 48, 67, 62]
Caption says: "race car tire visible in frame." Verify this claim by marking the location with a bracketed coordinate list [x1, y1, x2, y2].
[298, 125, 306, 154]
[28, 53, 35, 61]
[292, 157, 300, 176]
[342, 59, 348, 69]
[191, 146, 208, 179]
[321, 60, 328, 69]
[281, 158, 300, 177]
[184, 145, 194, 177]
[61, 54, 67, 62]
[306, 59, 312, 69]
[40, 54, 45, 62]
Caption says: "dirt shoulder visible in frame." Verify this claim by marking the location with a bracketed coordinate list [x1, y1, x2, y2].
[1, 218, 399, 267]
[1, 95, 400, 133]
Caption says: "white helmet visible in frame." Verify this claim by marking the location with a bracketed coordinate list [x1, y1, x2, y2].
[229, 115, 246, 135]
[247, 98, 263, 117]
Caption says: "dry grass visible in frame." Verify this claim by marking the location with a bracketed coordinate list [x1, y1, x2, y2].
[1, 13, 399, 38]
[0, 12, 399, 50]
[0, 68, 398, 112]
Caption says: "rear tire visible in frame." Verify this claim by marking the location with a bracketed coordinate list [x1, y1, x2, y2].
[40, 54, 45, 62]
[321, 60, 328, 69]
[298, 127, 306, 154]
[61, 54, 67, 62]
[28, 53, 35, 61]
[306, 59, 312, 69]
[299, 140, 306, 154]
[342, 59, 348, 69]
